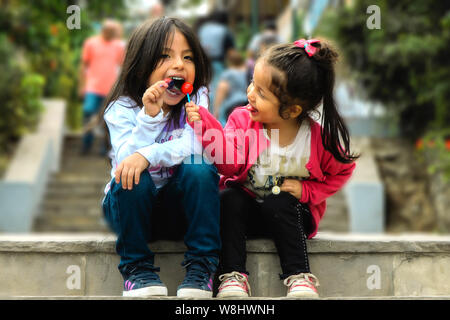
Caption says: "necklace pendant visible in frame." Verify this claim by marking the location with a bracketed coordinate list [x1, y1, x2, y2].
[272, 185, 281, 195]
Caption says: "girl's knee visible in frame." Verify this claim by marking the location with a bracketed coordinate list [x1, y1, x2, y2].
[220, 188, 251, 222]
[261, 193, 298, 218]
[178, 160, 218, 185]
[266, 192, 297, 205]
[220, 188, 247, 207]
[112, 170, 156, 198]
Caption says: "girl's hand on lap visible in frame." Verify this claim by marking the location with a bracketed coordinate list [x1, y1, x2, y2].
[280, 179, 303, 200]
[142, 80, 168, 117]
[115, 153, 150, 190]
[185, 101, 201, 122]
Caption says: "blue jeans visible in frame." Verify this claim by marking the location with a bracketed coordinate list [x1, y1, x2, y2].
[82, 92, 105, 154]
[102, 155, 221, 270]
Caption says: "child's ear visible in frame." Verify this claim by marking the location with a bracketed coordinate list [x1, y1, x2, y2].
[289, 105, 303, 118]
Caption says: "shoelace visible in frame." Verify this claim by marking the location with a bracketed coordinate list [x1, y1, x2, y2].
[218, 271, 252, 296]
[283, 273, 320, 289]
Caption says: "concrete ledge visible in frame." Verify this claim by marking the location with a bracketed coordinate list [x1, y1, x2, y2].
[1, 232, 449, 253]
[345, 137, 385, 232]
[0, 134, 52, 232]
[37, 99, 66, 172]
[0, 99, 66, 232]
[0, 233, 449, 298]
[4, 295, 450, 300]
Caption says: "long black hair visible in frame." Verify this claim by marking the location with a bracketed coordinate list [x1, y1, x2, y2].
[262, 39, 359, 164]
[101, 17, 211, 128]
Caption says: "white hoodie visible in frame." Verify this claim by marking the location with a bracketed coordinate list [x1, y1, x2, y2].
[103, 87, 208, 193]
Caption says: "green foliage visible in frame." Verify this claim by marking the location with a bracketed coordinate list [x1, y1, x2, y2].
[319, 0, 450, 138]
[416, 129, 450, 182]
[234, 21, 253, 52]
[18, 73, 46, 129]
[83, 0, 128, 20]
[0, 34, 45, 152]
[0, 0, 127, 135]
[316, 0, 450, 179]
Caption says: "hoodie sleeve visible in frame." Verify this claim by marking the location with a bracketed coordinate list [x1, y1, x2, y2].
[187, 107, 247, 177]
[136, 121, 203, 167]
[136, 87, 210, 167]
[300, 149, 356, 206]
[104, 99, 167, 165]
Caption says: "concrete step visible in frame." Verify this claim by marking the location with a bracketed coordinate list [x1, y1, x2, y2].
[41, 198, 104, 212]
[46, 185, 107, 199]
[318, 190, 349, 233]
[32, 215, 109, 233]
[49, 174, 109, 185]
[4, 296, 449, 300]
[46, 179, 108, 196]
[32, 135, 110, 233]
[37, 206, 103, 219]
[0, 233, 449, 298]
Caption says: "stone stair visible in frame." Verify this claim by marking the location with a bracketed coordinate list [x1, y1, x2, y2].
[32, 135, 111, 233]
[0, 233, 449, 299]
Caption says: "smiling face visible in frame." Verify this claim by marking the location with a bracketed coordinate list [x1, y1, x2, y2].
[246, 60, 285, 125]
[148, 29, 196, 107]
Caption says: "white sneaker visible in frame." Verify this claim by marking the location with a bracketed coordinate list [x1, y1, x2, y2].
[283, 273, 320, 298]
[217, 272, 251, 298]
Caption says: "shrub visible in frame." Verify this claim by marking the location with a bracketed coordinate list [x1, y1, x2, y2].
[0, 35, 45, 152]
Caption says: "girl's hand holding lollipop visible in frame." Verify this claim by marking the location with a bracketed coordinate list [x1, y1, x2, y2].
[186, 101, 201, 123]
[142, 80, 169, 117]
[177, 81, 200, 123]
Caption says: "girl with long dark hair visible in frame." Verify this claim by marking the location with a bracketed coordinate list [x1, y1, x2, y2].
[101, 17, 220, 298]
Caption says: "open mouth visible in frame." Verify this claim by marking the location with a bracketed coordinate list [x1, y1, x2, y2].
[165, 76, 186, 97]
[246, 104, 258, 114]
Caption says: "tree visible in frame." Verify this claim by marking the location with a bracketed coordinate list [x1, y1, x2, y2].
[323, 0, 450, 140]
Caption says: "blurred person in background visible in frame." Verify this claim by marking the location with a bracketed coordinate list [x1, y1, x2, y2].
[213, 50, 248, 126]
[79, 19, 125, 155]
[246, 19, 283, 85]
[112, 20, 126, 48]
[197, 10, 236, 110]
[149, 0, 165, 19]
[247, 19, 283, 60]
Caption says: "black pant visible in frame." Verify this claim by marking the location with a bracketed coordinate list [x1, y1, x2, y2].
[219, 187, 313, 280]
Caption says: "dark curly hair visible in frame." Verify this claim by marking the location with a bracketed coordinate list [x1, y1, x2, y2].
[260, 39, 359, 164]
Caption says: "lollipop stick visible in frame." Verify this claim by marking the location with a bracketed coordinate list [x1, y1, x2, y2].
[187, 93, 190, 103]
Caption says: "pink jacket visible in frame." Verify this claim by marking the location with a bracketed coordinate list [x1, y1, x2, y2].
[188, 106, 356, 239]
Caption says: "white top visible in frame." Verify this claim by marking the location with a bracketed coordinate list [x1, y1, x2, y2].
[103, 87, 208, 193]
[244, 120, 311, 199]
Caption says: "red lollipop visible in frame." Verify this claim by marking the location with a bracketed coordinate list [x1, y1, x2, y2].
[181, 82, 193, 99]
[181, 82, 193, 94]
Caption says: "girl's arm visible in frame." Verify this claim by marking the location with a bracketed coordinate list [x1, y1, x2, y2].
[135, 117, 203, 168]
[105, 103, 169, 190]
[134, 87, 210, 168]
[300, 152, 356, 205]
[186, 106, 245, 177]
[105, 101, 167, 165]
